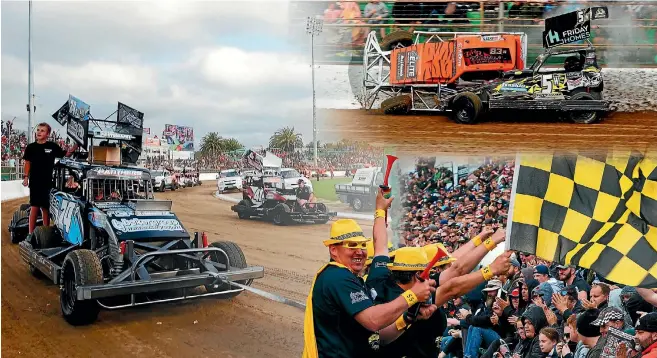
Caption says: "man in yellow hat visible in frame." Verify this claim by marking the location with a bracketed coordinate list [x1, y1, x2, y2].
[302, 215, 437, 358]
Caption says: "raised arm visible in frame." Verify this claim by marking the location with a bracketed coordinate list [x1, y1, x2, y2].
[372, 189, 393, 257]
[440, 228, 506, 284]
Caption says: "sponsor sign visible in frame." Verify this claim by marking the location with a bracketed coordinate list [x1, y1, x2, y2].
[110, 218, 185, 233]
[92, 130, 134, 140]
[67, 116, 89, 148]
[67, 95, 91, 121]
[117, 102, 144, 129]
[500, 82, 528, 92]
[90, 167, 145, 178]
[566, 72, 582, 80]
[51, 102, 69, 126]
[601, 327, 634, 358]
[163, 124, 194, 152]
[481, 35, 502, 42]
[542, 8, 605, 48]
[535, 93, 565, 100]
[463, 48, 512, 66]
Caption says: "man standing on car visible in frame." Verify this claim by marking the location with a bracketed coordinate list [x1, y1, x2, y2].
[22, 122, 77, 237]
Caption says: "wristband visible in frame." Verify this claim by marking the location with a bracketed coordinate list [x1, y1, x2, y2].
[395, 315, 408, 331]
[374, 209, 386, 220]
[484, 238, 496, 251]
[481, 265, 494, 281]
[402, 289, 418, 308]
[472, 235, 482, 247]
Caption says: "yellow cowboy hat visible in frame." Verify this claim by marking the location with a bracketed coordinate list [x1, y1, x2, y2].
[387, 247, 429, 272]
[423, 243, 457, 268]
[365, 241, 397, 266]
[323, 219, 371, 247]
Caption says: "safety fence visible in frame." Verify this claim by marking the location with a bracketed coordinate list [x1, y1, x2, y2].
[1, 165, 24, 181]
[295, 0, 657, 66]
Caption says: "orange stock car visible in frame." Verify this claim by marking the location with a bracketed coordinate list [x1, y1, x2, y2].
[362, 30, 528, 118]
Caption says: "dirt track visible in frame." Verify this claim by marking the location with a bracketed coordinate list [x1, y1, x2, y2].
[320, 110, 657, 155]
[1, 186, 371, 357]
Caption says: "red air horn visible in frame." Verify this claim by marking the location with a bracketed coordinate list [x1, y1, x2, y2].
[379, 154, 398, 226]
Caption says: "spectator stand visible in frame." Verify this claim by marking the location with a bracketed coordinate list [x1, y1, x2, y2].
[309, 0, 657, 67]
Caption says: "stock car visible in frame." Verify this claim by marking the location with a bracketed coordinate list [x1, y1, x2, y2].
[362, 6, 611, 124]
[8, 157, 264, 325]
[230, 173, 336, 225]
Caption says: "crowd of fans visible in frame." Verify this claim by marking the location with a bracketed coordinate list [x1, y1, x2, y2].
[395, 158, 657, 358]
[316, 1, 657, 64]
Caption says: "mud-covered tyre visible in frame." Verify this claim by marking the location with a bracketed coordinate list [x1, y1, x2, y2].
[10, 209, 29, 244]
[60, 249, 103, 326]
[568, 91, 602, 124]
[381, 95, 412, 114]
[205, 241, 251, 298]
[19, 203, 31, 211]
[32, 225, 60, 249]
[380, 30, 414, 51]
[272, 210, 287, 226]
[236, 200, 251, 219]
[451, 92, 483, 124]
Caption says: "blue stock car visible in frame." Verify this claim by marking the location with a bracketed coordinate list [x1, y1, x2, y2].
[8, 158, 264, 326]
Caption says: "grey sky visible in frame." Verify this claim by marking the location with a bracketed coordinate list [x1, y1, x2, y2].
[1, 0, 325, 148]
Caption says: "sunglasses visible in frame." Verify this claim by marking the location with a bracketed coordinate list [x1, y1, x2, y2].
[340, 241, 368, 249]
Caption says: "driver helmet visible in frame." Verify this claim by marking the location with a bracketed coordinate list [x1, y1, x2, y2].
[564, 56, 581, 72]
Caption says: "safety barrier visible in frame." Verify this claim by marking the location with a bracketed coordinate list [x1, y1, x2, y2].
[1, 180, 30, 202]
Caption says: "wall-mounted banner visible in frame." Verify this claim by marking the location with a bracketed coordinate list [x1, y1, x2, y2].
[117, 102, 144, 129]
[67, 94, 91, 121]
[51, 102, 69, 126]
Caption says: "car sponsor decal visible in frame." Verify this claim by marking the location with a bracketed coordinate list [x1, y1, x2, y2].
[566, 72, 582, 79]
[481, 35, 502, 42]
[499, 82, 528, 92]
[91, 168, 144, 178]
[462, 48, 512, 66]
[51, 193, 84, 245]
[535, 93, 565, 100]
[110, 218, 185, 233]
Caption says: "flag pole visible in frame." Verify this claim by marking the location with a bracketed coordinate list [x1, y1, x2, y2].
[505, 153, 522, 251]
[27, 0, 34, 143]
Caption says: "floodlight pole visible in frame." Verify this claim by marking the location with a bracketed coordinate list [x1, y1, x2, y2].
[306, 16, 323, 169]
[27, 0, 34, 143]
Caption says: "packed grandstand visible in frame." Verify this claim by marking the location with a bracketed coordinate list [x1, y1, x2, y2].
[390, 157, 657, 358]
[301, 0, 657, 66]
[1, 118, 384, 181]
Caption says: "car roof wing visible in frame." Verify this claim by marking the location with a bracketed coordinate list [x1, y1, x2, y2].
[542, 6, 609, 49]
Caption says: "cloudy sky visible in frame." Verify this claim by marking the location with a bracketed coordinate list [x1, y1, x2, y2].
[1, 0, 338, 149]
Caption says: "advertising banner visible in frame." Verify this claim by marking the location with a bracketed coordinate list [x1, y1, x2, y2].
[163, 124, 194, 151]
[67, 94, 91, 121]
[117, 102, 144, 129]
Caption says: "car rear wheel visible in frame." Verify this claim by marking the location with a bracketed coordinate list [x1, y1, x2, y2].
[381, 95, 412, 114]
[568, 91, 602, 124]
[10, 209, 29, 244]
[352, 197, 363, 212]
[380, 30, 414, 51]
[451, 92, 483, 124]
[205, 241, 250, 298]
[60, 250, 103, 326]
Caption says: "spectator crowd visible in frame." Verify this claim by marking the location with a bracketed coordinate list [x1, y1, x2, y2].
[390, 157, 657, 358]
[315, 1, 657, 65]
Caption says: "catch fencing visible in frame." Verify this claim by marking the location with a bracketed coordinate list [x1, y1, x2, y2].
[304, 0, 657, 66]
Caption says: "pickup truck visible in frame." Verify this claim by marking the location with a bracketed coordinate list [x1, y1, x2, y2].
[334, 167, 383, 212]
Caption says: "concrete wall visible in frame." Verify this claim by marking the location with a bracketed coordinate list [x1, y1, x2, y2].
[1, 180, 30, 202]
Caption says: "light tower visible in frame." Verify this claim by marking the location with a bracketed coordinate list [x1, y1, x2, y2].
[305, 15, 323, 168]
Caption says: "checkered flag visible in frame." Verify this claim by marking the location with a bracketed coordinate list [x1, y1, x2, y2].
[507, 150, 657, 288]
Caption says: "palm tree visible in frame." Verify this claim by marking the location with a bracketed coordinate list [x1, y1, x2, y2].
[269, 126, 303, 152]
[219, 138, 243, 152]
[200, 132, 224, 158]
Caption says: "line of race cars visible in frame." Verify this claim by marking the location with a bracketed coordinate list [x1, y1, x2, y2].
[227, 149, 337, 225]
[362, 6, 612, 124]
[7, 100, 264, 326]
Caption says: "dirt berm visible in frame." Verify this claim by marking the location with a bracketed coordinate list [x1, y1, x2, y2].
[1, 186, 372, 357]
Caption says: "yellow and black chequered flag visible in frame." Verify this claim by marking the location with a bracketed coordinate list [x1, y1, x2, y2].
[508, 150, 657, 288]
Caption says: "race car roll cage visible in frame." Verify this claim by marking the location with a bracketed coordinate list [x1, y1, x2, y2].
[361, 30, 529, 111]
